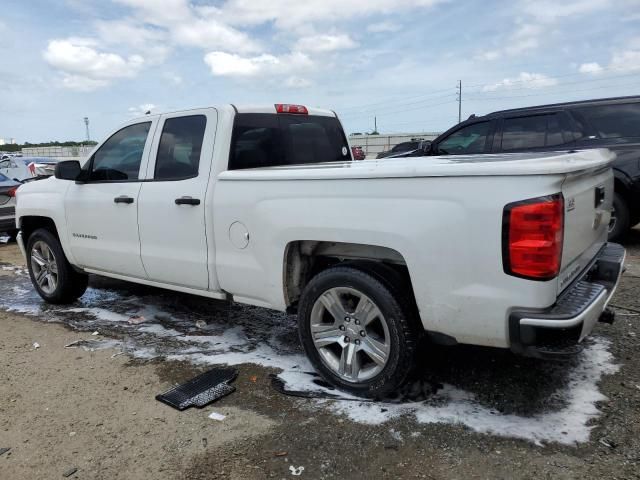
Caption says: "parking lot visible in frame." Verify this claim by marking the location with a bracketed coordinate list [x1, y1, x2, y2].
[0, 230, 638, 479]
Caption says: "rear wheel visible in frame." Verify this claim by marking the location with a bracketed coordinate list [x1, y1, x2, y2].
[298, 266, 419, 398]
[26, 228, 88, 304]
[609, 193, 630, 241]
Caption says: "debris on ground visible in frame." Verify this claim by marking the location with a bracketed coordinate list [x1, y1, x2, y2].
[32, 342, 40, 349]
[195, 319, 207, 329]
[289, 465, 305, 476]
[64, 340, 82, 349]
[274, 451, 288, 457]
[91, 331, 99, 336]
[208, 411, 226, 421]
[156, 367, 238, 411]
[0, 447, 10, 457]
[62, 466, 78, 477]
[127, 315, 146, 324]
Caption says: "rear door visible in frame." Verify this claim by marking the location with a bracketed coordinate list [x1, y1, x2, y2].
[65, 119, 157, 277]
[137, 109, 218, 290]
[493, 112, 575, 153]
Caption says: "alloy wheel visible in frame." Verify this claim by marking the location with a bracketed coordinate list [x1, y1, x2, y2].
[309, 287, 391, 383]
[30, 241, 58, 295]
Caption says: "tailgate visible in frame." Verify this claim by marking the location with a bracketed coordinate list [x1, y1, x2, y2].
[557, 166, 612, 293]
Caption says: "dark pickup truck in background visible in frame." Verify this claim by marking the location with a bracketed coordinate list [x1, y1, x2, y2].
[420, 96, 640, 240]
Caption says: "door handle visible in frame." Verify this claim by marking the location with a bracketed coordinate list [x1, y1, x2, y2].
[114, 195, 134, 204]
[175, 196, 201, 206]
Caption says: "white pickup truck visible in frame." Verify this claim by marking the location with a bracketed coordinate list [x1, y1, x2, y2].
[15, 104, 625, 397]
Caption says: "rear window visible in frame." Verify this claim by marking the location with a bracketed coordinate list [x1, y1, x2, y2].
[228, 113, 350, 170]
[0, 173, 9, 182]
[573, 102, 640, 139]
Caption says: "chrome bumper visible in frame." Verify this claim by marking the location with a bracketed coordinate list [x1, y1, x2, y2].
[509, 242, 625, 359]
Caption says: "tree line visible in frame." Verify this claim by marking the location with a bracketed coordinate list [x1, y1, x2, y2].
[0, 140, 98, 153]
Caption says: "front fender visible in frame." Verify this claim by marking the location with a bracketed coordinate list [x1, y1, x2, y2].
[16, 178, 77, 265]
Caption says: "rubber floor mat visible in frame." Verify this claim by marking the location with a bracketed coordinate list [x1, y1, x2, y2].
[156, 367, 238, 410]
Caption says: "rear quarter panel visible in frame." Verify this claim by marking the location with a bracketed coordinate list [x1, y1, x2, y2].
[213, 173, 567, 348]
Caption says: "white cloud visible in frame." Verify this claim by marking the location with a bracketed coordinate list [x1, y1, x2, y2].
[219, 0, 443, 29]
[521, 0, 613, 22]
[475, 50, 501, 61]
[483, 72, 558, 91]
[367, 21, 402, 33]
[95, 19, 169, 64]
[610, 49, 640, 72]
[204, 51, 313, 77]
[579, 62, 603, 74]
[43, 38, 145, 90]
[295, 34, 357, 53]
[128, 103, 157, 116]
[477, 1, 614, 62]
[162, 72, 183, 85]
[172, 18, 260, 53]
[578, 48, 640, 76]
[285, 76, 312, 88]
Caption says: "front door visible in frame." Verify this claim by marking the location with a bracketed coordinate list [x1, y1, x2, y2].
[137, 109, 217, 290]
[65, 119, 157, 278]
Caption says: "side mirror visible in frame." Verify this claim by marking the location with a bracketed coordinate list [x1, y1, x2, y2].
[422, 142, 434, 155]
[54, 161, 82, 181]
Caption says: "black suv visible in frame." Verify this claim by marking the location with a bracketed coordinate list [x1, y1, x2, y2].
[425, 96, 640, 240]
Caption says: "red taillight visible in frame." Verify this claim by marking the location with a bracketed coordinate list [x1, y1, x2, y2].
[503, 194, 564, 281]
[8, 186, 18, 197]
[275, 104, 308, 114]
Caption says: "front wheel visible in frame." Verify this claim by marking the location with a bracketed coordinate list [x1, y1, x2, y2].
[297, 266, 419, 398]
[26, 228, 88, 304]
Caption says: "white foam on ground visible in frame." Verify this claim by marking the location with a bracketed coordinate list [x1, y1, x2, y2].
[328, 339, 618, 445]
[0, 277, 620, 446]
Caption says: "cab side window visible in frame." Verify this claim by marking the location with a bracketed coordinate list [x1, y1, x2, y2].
[89, 122, 151, 181]
[501, 114, 567, 151]
[436, 122, 491, 155]
[154, 115, 207, 180]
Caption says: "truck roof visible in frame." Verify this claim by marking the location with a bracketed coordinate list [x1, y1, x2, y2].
[131, 104, 338, 121]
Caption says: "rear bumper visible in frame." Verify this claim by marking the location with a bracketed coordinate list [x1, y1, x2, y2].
[509, 242, 625, 359]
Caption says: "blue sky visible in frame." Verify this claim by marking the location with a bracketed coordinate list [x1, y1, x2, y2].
[1, 0, 639, 142]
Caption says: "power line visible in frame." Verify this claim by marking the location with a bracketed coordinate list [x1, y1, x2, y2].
[338, 98, 456, 121]
[338, 66, 639, 118]
[464, 79, 640, 102]
[337, 86, 457, 113]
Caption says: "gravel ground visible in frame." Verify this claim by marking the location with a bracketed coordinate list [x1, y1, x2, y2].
[0, 229, 639, 480]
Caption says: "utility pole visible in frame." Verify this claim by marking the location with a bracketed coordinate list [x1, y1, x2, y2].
[374, 116, 377, 134]
[84, 117, 90, 142]
[457, 80, 462, 123]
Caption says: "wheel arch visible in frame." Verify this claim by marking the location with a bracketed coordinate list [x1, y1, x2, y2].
[282, 240, 413, 312]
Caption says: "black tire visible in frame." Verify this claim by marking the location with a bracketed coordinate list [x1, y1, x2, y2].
[26, 228, 88, 304]
[298, 265, 420, 398]
[609, 193, 630, 241]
